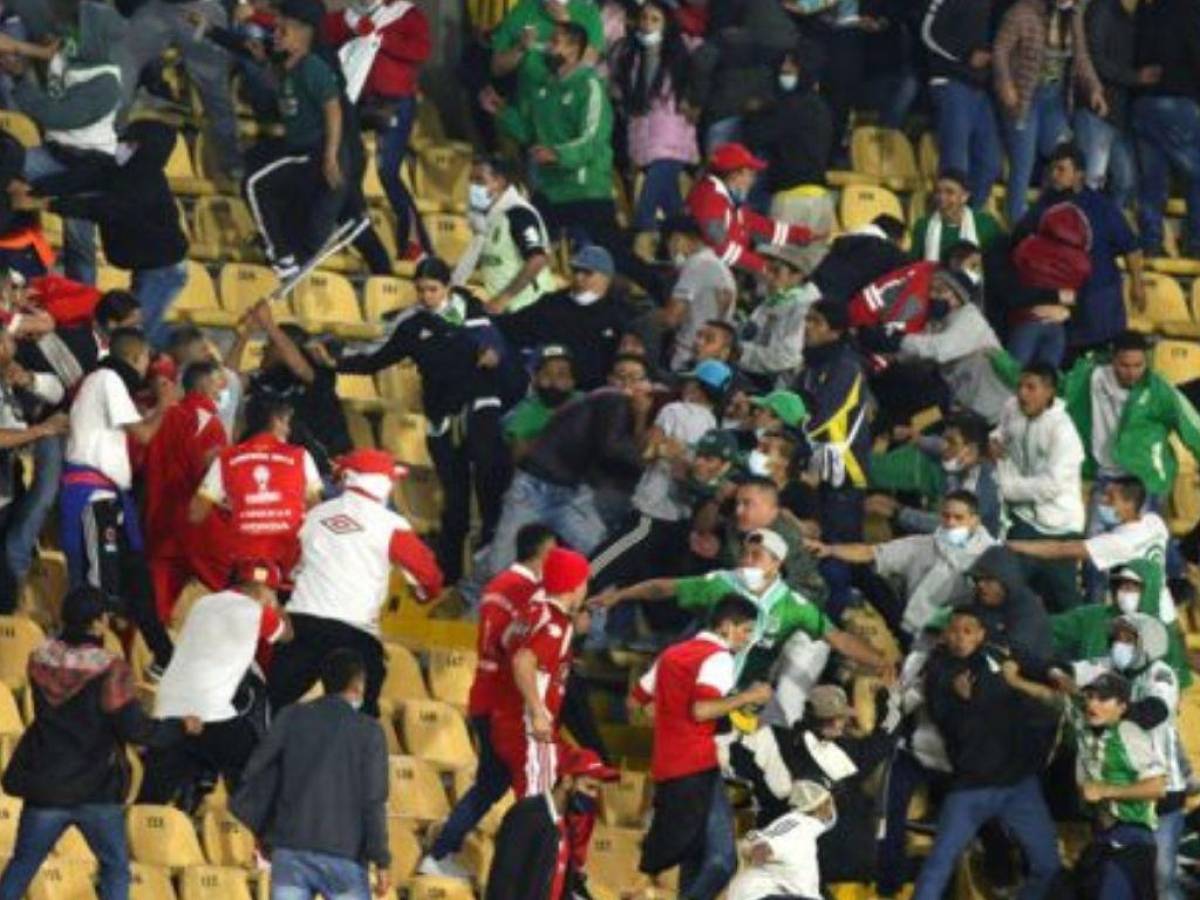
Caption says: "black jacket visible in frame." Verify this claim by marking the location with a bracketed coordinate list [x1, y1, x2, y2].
[496, 289, 631, 391]
[743, 84, 834, 193]
[520, 388, 645, 490]
[1084, 0, 1139, 126]
[37, 121, 188, 271]
[485, 794, 567, 900]
[810, 233, 910, 305]
[920, 0, 996, 86]
[966, 547, 1054, 665]
[232, 696, 390, 868]
[1134, 0, 1200, 101]
[2, 638, 185, 807]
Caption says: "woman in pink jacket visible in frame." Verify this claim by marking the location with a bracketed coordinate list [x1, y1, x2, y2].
[610, 0, 699, 237]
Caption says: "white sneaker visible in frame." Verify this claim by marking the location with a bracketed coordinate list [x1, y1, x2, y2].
[416, 854, 471, 880]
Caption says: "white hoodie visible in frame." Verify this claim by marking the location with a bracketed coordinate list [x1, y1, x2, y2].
[992, 396, 1086, 535]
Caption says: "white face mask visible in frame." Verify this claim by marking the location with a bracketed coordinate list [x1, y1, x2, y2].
[672, 251, 688, 267]
[1110, 641, 1137, 671]
[746, 449, 772, 477]
[468, 183, 494, 212]
[1116, 589, 1141, 615]
[573, 290, 602, 306]
[778, 73, 798, 91]
[637, 29, 662, 47]
[348, 695, 364, 712]
[939, 525, 971, 549]
[941, 456, 964, 474]
[737, 566, 767, 593]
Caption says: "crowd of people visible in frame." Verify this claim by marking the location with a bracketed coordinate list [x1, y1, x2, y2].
[0, 0, 1199, 897]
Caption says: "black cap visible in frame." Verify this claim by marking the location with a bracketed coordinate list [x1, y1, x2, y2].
[279, 0, 324, 31]
[1081, 672, 1131, 704]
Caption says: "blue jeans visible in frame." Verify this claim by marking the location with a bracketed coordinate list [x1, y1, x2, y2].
[1092, 823, 1156, 900]
[930, 79, 1001, 211]
[132, 261, 188, 349]
[5, 434, 62, 583]
[374, 95, 430, 252]
[1133, 95, 1200, 252]
[430, 715, 510, 858]
[912, 775, 1060, 900]
[0, 803, 129, 900]
[876, 750, 949, 897]
[1003, 83, 1071, 224]
[24, 147, 97, 284]
[1156, 807, 1185, 900]
[678, 776, 737, 900]
[1008, 319, 1066, 368]
[1074, 109, 1136, 212]
[271, 848, 370, 900]
[634, 159, 685, 232]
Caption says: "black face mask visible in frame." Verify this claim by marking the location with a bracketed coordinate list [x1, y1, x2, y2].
[545, 51, 566, 72]
[537, 386, 572, 408]
[928, 298, 952, 321]
[568, 792, 598, 815]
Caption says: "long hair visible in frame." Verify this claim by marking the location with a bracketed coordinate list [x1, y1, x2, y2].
[614, 0, 690, 117]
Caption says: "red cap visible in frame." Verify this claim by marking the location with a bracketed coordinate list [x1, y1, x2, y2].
[335, 448, 408, 480]
[233, 559, 284, 590]
[559, 745, 619, 782]
[709, 142, 766, 173]
[542, 547, 590, 595]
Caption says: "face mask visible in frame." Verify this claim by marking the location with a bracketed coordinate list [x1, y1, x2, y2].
[1116, 589, 1141, 615]
[468, 183, 493, 212]
[737, 566, 767, 592]
[545, 51, 565, 72]
[568, 792, 598, 815]
[1110, 641, 1136, 671]
[940, 525, 971, 549]
[348, 695, 363, 712]
[778, 73, 798, 91]
[672, 252, 688, 267]
[729, 187, 746, 204]
[1096, 503, 1121, 528]
[746, 449, 772, 477]
[637, 29, 662, 47]
[929, 298, 952, 321]
[941, 456, 964, 474]
[572, 290, 601, 306]
[537, 386, 572, 408]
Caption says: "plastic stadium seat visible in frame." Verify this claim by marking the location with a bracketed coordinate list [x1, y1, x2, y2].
[0, 109, 39, 147]
[381, 641, 429, 703]
[165, 133, 214, 195]
[0, 792, 20, 854]
[293, 270, 379, 340]
[849, 127, 921, 192]
[200, 809, 256, 868]
[26, 551, 67, 619]
[1167, 434, 1200, 536]
[126, 804, 207, 869]
[191, 197, 262, 264]
[1152, 339, 1200, 386]
[376, 700, 403, 754]
[1128, 272, 1198, 337]
[425, 213, 473, 264]
[388, 819, 422, 884]
[408, 876, 477, 900]
[129, 863, 178, 900]
[51, 826, 98, 875]
[27, 859, 97, 900]
[376, 361, 423, 412]
[336, 373, 383, 412]
[218, 263, 280, 321]
[412, 141, 474, 212]
[427, 647, 476, 708]
[96, 266, 131, 293]
[917, 132, 939, 186]
[366, 205, 399, 263]
[452, 769, 512, 836]
[459, 831, 495, 889]
[364, 276, 416, 322]
[839, 185, 904, 234]
[587, 825, 652, 896]
[393, 466, 443, 534]
[0, 615, 45, 690]
[380, 413, 433, 468]
[600, 769, 649, 828]
[166, 263, 226, 328]
[344, 409, 377, 450]
[178, 865, 253, 900]
[40, 211, 64, 249]
[388, 755, 451, 823]
[400, 699, 477, 771]
[0, 681, 23, 741]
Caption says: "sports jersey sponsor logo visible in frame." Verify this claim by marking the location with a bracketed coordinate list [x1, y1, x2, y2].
[246, 464, 282, 504]
[320, 513, 364, 535]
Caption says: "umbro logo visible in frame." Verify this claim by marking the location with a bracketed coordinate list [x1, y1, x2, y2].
[320, 514, 364, 535]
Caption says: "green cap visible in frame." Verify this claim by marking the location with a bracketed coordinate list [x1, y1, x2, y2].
[694, 429, 739, 462]
[750, 390, 808, 428]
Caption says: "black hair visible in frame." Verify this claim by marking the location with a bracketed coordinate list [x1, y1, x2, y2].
[1111, 330, 1151, 355]
[1109, 475, 1148, 512]
[414, 256, 453, 285]
[168, 324, 205, 353]
[944, 488, 980, 515]
[94, 290, 140, 332]
[320, 648, 366, 695]
[613, 0, 690, 117]
[709, 594, 760, 629]
[738, 475, 780, 497]
[810, 298, 848, 333]
[182, 359, 222, 392]
[473, 154, 518, 184]
[516, 523, 558, 563]
[1049, 141, 1086, 171]
[1020, 361, 1059, 390]
[937, 167, 970, 191]
[944, 239, 982, 268]
[610, 353, 649, 374]
[702, 319, 738, 347]
[950, 606, 988, 629]
[556, 20, 589, 54]
[108, 327, 148, 364]
[244, 395, 293, 436]
[872, 214, 906, 243]
[61, 585, 108, 644]
[945, 412, 989, 453]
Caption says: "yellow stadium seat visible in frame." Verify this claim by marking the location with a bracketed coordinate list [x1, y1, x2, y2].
[381, 641, 429, 703]
[413, 141, 473, 212]
[424, 214, 473, 265]
[0, 615, 45, 690]
[126, 804, 207, 869]
[96, 266, 131, 293]
[52, 826, 98, 876]
[600, 769, 649, 828]
[166, 133, 215, 195]
[167, 262, 226, 328]
[1168, 434, 1200, 536]
[0, 109, 39, 147]
[839, 185, 904, 234]
[366, 206, 399, 265]
[191, 197, 263, 264]
[380, 413, 433, 467]
[917, 132, 939, 186]
[235, 339, 265, 374]
[393, 466, 443, 534]
[1126, 272, 1197, 337]
[26, 551, 67, 622]
[0, 680, 23, 740]
[27, 859, 97, 900]
[427, 647, 476, 708]
[344, 409, 377, 449]
[408, 876, 477, 900]
[40, 211, 64, 249]
[0, 792, 21, 854]
[200, 809, 256, 868]
[336, 373, 383, 412]
[376, 362, 423, 412]
[452, 769, 513, 837]
[388, 819, 422, 884]
[364, 276, 416, 322]
[388, 755, 451, 823]
[376, 699, 404, 755]
[587, 825, 651, 896]
[849, 127, 921, 192]
[178, 865, 253, 900]
[400, 699, 477, 771]
[293, 270, 379, 340]
[218, 263, 280, 320]
[130, 863, 178, 900]
[362, 147, 386, 203]
[459, 831, 494, 889]
[1153, 339, 1200, 386]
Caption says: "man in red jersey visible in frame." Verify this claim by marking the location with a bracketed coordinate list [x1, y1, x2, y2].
[419, 523, 558, 879]
[630, 594, 771, 900]
[189, 395, 323, 585]
[143, 359, 229, 620]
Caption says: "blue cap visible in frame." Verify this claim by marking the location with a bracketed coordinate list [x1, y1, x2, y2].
[569, 245, 615, 277]
[685, 359, 733, 392]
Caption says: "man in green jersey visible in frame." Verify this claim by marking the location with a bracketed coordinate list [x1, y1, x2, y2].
[595, 528, 891, 724]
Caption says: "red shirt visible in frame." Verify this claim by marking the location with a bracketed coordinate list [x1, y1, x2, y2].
[321, 1, 431, 99]
[143, 392, 227, 559]
[491, 596, 575, 728]
[686, 174, 814, 274]
[467, 563, 540, 718]
[630, 632, 735, 783]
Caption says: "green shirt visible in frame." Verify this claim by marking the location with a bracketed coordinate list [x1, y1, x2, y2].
[912, 210, 1003, 261]
[503, 392, 582, 444]
[1067, 701, 1165, 829]
[280, 54, 340, 151]
[491, 0, 604, 97]
[675, 571, 831, 686]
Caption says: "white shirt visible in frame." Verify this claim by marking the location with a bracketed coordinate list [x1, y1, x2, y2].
[631, 401, 718, 521]
[155, 590, 285, 723]
[66, 368, 142, 489]
[1084, 513, 1176, 623]
[1090, 365, 1130, 477]
[288, 490, 416, 636]
[670, 248, 736, 372]
[993, 397, 1086, 535]
[727, 810, 826, 900]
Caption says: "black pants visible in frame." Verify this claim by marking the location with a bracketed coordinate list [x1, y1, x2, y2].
[243, 143, 349, 268]
[267, 613, 387, 717]
[425, 405, 509, 584]
[139, 706, 263, 807]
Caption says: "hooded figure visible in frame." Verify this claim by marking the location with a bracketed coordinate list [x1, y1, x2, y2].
[966, 546, 1054, 664]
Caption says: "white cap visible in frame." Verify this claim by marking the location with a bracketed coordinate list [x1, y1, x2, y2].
[789, 780, 831, 813]
[747, 528, 789, 562]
